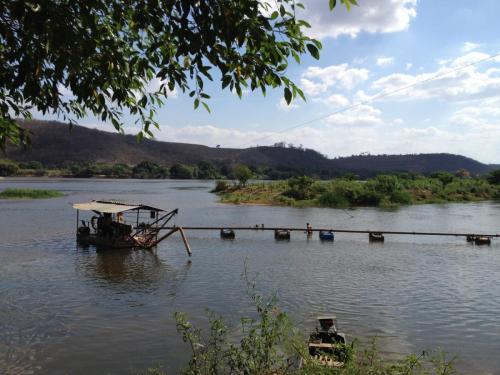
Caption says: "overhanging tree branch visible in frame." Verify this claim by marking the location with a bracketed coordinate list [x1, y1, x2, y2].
[0, 0, 357, 151]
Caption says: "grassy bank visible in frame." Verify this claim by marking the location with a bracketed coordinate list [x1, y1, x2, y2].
[213, 173, 500, 208]
[0, 188, 63, 199]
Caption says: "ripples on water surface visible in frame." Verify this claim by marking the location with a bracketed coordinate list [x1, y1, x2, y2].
[0, 178, 499, 374]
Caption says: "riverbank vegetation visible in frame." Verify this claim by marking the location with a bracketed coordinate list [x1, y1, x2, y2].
[0, 158, 263, 180]
[0, 188, 63, 199]
[149, 276, 456, 375]
[214, 172, 500, 208]
[2, 157, 499, 187]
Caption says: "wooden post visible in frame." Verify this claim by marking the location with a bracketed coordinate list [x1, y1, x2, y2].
[178, 227, 192, 256]
[136, 209, 139, 227]
[76, 209, 79, 233]
[155, 211, 158, 242]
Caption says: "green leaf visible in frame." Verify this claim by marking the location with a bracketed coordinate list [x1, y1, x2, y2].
[306, 44, 320, 59]
[202, 102, 211, 113]
[284, 87, 292, 105]
[221, 76, 231, 90]
[329, 0, 337, 11]
[296, 87, 306, 102]
[194, 98, 199, 109]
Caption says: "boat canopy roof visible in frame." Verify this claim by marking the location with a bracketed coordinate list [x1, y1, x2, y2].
[73, 200, 164, 214]
[317, 316, 337, 321]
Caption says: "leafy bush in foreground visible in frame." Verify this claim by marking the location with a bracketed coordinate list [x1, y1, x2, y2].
[148, 272, 456, 375]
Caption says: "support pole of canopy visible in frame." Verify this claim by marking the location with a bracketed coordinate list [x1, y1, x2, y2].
[178, 227, 192, 256]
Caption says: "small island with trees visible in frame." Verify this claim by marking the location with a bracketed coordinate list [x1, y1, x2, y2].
[213, 170, 500, 208]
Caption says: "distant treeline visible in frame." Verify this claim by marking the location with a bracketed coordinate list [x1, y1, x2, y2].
[2, 158, 500, 187]
[0, 158, 313, 180]
[214, 171, 500, 208]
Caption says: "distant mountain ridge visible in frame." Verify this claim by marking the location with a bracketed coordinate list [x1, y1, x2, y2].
[6, 120, 498, 177]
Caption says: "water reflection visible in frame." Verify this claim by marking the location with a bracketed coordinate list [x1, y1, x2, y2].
[75, 245, 191, 295]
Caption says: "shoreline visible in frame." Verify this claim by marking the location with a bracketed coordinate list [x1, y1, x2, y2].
[214, 175, 500, 209]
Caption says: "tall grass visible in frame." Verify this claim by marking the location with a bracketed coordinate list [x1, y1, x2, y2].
[0, 188, 63, 199]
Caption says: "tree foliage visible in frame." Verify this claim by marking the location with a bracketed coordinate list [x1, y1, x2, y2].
[0, 0, 356, 150]
[234, 164, 253, 186]
[285, 175, 315, 200]
[197, 160, 219, 179]
[487, 169, 500, 185]
[133, 160, 169, 178]
[170, 163, 194, 179]
[0, 160, 18, 176]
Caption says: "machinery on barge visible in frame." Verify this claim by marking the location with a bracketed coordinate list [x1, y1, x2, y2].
[73, 200, 191, 254]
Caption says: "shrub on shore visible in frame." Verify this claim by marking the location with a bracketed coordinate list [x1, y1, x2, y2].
[0, 160, 19, 176]
[215, 174, 500, 208]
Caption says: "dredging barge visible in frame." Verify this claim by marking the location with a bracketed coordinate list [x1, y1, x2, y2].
[73, 200, 191, 254]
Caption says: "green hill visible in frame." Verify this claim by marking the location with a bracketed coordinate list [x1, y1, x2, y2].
[5, 119, 497, 177]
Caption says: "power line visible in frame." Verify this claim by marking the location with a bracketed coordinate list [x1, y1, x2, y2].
[239, 52, 500, 148]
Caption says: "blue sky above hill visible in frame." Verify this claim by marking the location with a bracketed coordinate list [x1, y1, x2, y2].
[42, 0, 500, 163]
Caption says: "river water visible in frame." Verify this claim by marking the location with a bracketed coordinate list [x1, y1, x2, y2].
[0, 178, 499, 375]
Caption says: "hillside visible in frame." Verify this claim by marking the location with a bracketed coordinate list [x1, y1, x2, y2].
[5, 119, 497, 177]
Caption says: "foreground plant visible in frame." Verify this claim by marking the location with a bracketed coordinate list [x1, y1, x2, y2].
[149, 270, 456, 375]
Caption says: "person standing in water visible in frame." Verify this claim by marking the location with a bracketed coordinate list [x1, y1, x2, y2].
[306, 222, 313, 238]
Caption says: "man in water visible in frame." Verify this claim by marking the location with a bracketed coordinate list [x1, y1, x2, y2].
[306, 223, 313, 238]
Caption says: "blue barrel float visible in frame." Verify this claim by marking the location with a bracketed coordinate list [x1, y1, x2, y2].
[319, 230, 335, 241]
[220, 228, 235, 239]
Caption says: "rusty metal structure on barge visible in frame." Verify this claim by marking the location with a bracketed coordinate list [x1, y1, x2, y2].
[73, 200, 191, 254]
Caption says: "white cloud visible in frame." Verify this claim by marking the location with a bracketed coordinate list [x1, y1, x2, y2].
[324, 94, 350, 108]
[137, 119, 498, 163]
[450, 51, 491, 67]
[371, 52, 500, 102]
[300, 0, 417, 39]
[301, 64, 370, 95]
[146, 77, 178, 98]
[299, 78, 329, 96]
[462, 42, 481, 53]
[405, 63, 413, 70]
[277, 97, 300, 111]
[376, 56, 394, 66]
[156, 124, 267, 148]
[325, 103, 382, 127]
[450, 98, 500, 128]
[353, 90, 373, 102]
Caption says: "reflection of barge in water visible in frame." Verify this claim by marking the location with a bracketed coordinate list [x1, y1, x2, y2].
[73, 200, 191, 254]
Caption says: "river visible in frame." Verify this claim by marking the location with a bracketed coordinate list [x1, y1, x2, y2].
[0, 178, 499, 374]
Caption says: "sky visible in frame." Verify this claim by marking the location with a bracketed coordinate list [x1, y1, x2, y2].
[41, 0, 500, 164]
